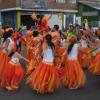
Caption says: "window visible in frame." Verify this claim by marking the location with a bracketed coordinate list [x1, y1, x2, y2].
[55, 0, 66, 3]
[55, 0, 77, 3]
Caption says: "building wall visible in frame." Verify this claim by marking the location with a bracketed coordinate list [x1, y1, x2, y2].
[44, 13, 75, 29]
[47, 14, 63, 29]
[0, 0, 77, 28]
[0, 0, 17, 9]
[77, 3, 100, 27]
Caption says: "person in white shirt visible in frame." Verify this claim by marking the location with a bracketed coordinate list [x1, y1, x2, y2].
[1, 40, 29, 91]
[0, 28, 15, 82]
[89, 40, 100, 75]
[27, 34, 60, 94]
[78, 36, 92, 68]
[65, 36, 86, 89]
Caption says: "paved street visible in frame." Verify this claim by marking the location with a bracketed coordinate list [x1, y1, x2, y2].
[0, 69, 100, 100]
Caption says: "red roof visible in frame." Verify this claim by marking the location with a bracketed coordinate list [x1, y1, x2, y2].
[0, 0, 77, 10]
[0, 0, 17, 9]
[48, 2, 77, 10]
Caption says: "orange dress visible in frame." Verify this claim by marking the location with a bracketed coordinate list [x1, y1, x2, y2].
[0, 37, 14, 83]
[55, 40, 67, 84]
[54, 39, 67, 66]
[0, 50, 9, 81]
[65, 44, 86, 89]
[27, 45, 60, 93]
[78, 39, 92, 67]
[27, 36, 42, 74]
[89, 49, 100, 75]
[25, 30, 33, 62]
[1, 54, 25, 89]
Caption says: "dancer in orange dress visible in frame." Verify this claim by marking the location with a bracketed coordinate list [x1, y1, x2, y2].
[23, 26, 33, 63]
[26, 31, 42, 75]
[65, 36, 86, 89]
[78, 36, 92, 68]
[27, 34, 60, 94]
[1, 45, 29, 91]
[0, 29, 15, 82]
[89, 39, 100, 75]
[55, 31, 67, 84]
[54, 31, 67, 66]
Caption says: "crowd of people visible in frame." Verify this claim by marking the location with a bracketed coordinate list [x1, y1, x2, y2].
[0, 13, 100, 94]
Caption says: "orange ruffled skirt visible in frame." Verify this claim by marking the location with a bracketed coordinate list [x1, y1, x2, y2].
[0, 50, 9, 80]
[78, 48, 93, 68]
[26, 56, 42, 75]
[56, 67, 65, 85]
[65, 59, 86, 89]
[54, 46, 66, 66]
[1, 61, 25, 88]
[89, 52, 100, 75]
[27, 61, 60, 94]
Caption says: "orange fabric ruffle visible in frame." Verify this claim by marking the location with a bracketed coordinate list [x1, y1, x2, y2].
[89, 52, 100, 75]
[65, 59, 86, 89]
[0, 50, 9, 80]
[26, 48, 33, 64]
[27, 61, 60, 94]
[78, 48, 93, 67]
[1, 61, 25, 88]
[56, 67, 65, 85]
[26, 37, 42, 66]
[54, 46, 66, 66]
[27, 56, 42, 74]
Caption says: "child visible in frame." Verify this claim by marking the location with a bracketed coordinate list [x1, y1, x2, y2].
[89, 40, 100, 75]
[26, 31, 42, 75]
[0, 29, 14, 82]
[1, 45, 29, 91]
[65, 36, 86, 89]
[78, 36, 92, 68]
[27, 34, 60, 94]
